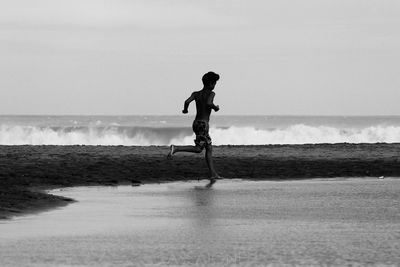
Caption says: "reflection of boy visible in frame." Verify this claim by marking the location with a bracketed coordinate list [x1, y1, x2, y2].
[168, 71, 221, 186]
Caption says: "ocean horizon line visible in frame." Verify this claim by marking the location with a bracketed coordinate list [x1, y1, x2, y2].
[1, 114, 400, 117]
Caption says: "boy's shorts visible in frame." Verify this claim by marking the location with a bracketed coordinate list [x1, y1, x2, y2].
[192, 120, 212, 149]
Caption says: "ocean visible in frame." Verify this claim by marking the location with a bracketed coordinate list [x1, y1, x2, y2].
[1, 115, 400, 145]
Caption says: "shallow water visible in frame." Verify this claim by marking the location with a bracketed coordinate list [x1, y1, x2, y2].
[1, 178, 400, 266]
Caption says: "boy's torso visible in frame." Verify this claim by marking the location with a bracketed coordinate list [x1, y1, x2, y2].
[194, 90, 212, 122]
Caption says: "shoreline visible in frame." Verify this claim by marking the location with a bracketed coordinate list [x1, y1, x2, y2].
[1, 143, 400, 219]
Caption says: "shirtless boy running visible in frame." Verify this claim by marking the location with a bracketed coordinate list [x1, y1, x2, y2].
[168, 71, 221, 187]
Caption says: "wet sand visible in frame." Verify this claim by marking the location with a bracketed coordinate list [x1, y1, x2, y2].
[1, 179, 399, 266]
[1, 144, 400, 219]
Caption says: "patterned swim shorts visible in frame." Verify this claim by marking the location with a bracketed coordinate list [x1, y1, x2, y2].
[192, 120, 212, 148]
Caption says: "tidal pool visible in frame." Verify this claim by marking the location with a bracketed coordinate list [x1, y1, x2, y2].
[1, 178, 400, 266]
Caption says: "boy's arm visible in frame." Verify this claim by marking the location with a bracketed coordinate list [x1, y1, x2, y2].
[182, 92, 195, 114]
[207, 92, 219, 112]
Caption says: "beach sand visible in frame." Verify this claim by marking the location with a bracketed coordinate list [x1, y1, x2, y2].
[1, 143, 399, 219]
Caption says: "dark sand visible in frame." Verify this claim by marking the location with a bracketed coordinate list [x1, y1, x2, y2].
[1, 143, 399, 219]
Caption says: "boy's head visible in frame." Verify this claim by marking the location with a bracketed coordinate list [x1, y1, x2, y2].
[202, 71, 220, 89]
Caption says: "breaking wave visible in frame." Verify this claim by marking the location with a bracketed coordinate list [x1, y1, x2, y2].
[0, 124, 399, 145]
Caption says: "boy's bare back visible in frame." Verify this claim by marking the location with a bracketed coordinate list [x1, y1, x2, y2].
[183, 86, 219, 120]
[185, 90, 218, 122]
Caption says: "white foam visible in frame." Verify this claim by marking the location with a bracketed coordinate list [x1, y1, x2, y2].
[1, 124, 400, 145]
[208, 124, 400, 145]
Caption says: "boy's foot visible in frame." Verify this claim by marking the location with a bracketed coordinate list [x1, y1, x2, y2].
[205, 178, 216, 188]
[205, 175, 221, 188]
[167, 145, 175, 159]
[210, 174, 222, 180]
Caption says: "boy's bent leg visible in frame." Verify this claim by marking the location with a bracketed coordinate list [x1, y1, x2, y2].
[168, 145, 202, 158]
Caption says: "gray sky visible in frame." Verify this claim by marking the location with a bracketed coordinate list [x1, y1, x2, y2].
[1, 0, 399, 115]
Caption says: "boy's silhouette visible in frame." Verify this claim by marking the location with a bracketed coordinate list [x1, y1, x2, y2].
[168, 71, 221, 187]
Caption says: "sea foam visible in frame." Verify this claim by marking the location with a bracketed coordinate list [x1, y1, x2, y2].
[0, 124, 399, 145]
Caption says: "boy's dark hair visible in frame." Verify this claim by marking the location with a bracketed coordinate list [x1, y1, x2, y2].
[202, 71, 220, 86]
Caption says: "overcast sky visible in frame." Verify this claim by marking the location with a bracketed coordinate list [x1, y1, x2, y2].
[1, 0, 399, 115]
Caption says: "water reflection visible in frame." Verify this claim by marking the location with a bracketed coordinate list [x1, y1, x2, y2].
[190, 186, 216, 228]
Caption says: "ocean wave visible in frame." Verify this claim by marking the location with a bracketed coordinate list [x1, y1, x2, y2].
[0, 124, 399, 145]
